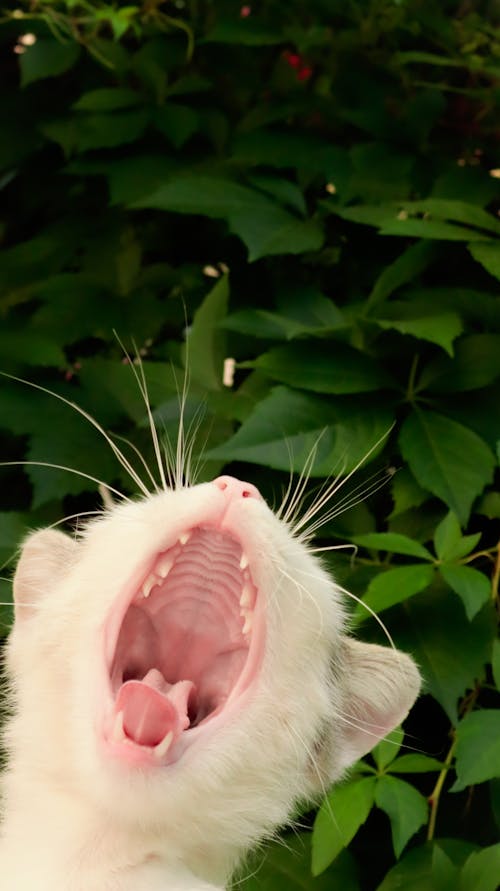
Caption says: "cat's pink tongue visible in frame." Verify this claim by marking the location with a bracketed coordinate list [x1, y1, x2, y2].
[116, 670, 194, 747]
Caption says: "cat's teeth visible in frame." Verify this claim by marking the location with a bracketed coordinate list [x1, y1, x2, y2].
[112, 710, 125, 743]
[239, 583, 253, 609]
[241, 609, 253, 635]
[179, 532, 191, 546]
[154, 730, 174, 759]
[239, 553, 249, 571]
[142, 573, 159, 598]
[157, 554, 174, 578]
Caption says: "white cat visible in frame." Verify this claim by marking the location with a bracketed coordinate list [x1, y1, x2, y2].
[0, 472, 420, 890]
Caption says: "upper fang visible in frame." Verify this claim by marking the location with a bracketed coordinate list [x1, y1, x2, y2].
[143, 573, 159, 598]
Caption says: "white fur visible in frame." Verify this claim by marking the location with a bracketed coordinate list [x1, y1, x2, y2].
[0, 482, 420, 890]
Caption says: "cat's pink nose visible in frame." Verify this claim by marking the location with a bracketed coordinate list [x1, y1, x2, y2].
[214, 475, 261, 500]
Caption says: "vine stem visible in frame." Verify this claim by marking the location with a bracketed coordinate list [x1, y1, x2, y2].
[427, 683, 481, 841]
[460, 547, 497, 565]
[427, 735, 457, 841]
[491, 538, 500, 605]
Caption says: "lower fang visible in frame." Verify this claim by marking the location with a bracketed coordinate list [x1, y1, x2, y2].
[154, 730, 173, 759]
[143, 573, 158, 598]
[242, 612, 253, 635]
[112, 710, 124, 743]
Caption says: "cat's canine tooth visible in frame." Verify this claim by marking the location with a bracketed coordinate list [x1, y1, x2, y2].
[154, 730, 173, 759]
[179, 532, 191, 546]
[239, 583, 253, 609]
[239, 553, 249, 571]
[242, 612, 253, 635]
[142, 573, 159, 598]
[157, 554, 174, 578]
[112, 710, 125, 744]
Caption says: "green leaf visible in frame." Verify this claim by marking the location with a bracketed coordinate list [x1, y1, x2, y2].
[329, 199, 500, 240]
[0, 331, 65, 367]
[390, 468, 430, 517]
[232, 131, 350, 178]
[397, 587, 495, 721]
[0, 511, 27, 551]
[397, 50, 468, 68]
[433, 511, 480, 561]
[439, 565, 490, 621]
[187, 276, 229, 391]
[468, 242, 500, 281]
[375, 775, 428, 858]
[105, 155, 180, 205]
[420, 335, 500, 393]
[153, 104, 199, 149]
[312, 777, 376, 874]
[492, 639, 500, 691]
[452, 711, 500, 791]
[206, 387, 393, 475]
[166, 75, 212, 97]
[354, 564, 434, 623]
[20, 39, 81, 87]
[204, 20, 284, 45]
[372, 727, 404, 770]
[246, 174, 307, 216]
[352, 532, 433, 561]
[236, 834, 360, 891]
[367, 241, 438, 309]
[250, 342, 393, 394]
[131, 176, 323, 260]
[477, 492, 500, 520]
[220, 309, 319, 340]
[72, 88, 141, 111]
[232, 209, 324, 261]
[399, 409, 495, 524]
[388, 754, 447, 774]
[27, 413, 124, 507]
[375, 313, 462, 356]
[459, 844, 500, 891]
[376, 842, 460, 891]
[75, 111, 149, 151]
[399, 200, 500, 237]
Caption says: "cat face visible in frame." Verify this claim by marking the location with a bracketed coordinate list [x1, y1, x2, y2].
[8, 474, 420, 855]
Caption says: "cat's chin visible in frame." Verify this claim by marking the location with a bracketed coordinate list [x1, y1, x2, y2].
[101, 523, 265, 768]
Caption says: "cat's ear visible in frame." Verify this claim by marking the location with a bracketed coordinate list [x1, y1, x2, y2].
[13, 529, 79, 621]
[335, 639, 421, 772]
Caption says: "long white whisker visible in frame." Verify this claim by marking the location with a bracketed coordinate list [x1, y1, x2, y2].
[109, 432, 160, 493]
[308, 544, 359, 555]
[113, 333, 168, 492]
[293, 427, 394, 535]
[180, 399, 208, 488]
[0, 371, 150, 497]
[336, 583, 395, 649]
[275, 440, 296, 522]
[297, 471, 392, 541]
[280, 430, 331, 526]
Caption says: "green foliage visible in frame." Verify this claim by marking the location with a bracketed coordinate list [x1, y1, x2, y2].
[0, 0, 499, 888]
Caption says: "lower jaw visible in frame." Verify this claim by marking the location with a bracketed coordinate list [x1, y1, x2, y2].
[101, 689, 251, 769]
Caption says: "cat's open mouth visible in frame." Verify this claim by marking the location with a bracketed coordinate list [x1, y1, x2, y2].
[104, 525, 262, 766]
